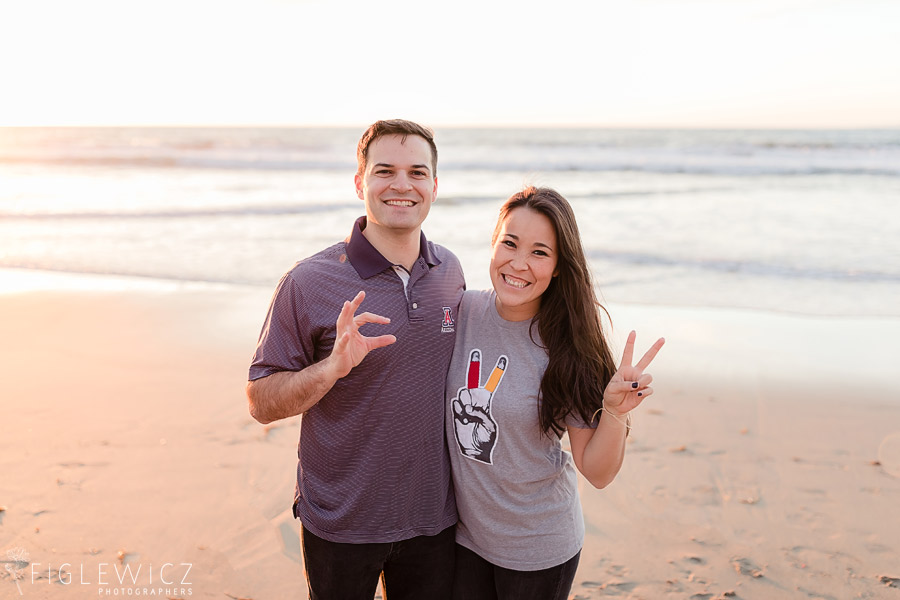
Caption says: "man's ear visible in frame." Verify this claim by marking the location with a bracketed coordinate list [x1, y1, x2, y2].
[354, 173, 364, 199]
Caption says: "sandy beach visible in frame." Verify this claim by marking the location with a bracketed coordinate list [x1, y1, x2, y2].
[1, 272, 899, 599]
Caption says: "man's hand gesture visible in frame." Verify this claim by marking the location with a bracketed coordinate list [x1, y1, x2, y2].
[327, 291, 396, 379]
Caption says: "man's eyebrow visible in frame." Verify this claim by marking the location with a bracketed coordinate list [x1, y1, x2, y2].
[372, 162, 432, 173]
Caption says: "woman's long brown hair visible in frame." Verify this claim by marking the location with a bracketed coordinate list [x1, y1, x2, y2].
[492, 187, 618, 436]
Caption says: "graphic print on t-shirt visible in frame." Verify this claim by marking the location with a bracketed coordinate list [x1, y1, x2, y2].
[451, 348, 507, 464]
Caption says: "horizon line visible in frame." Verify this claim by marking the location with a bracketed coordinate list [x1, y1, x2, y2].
[2, 123, 899, 131]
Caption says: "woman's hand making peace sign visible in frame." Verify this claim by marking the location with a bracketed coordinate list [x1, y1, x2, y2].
[601, 331, 666, 417]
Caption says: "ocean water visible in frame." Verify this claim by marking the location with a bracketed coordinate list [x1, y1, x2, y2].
[1, 126, 898, 317]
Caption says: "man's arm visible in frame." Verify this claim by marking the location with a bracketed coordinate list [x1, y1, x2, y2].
[247, 290, 395, 424]
[247, 357, 342, 424]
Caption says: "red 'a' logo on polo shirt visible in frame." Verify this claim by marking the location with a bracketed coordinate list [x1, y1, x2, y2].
[441, 307, 455, 333]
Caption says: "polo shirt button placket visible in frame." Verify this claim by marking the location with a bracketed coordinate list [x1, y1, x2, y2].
[408, 295, 424, 323]
[407, 260, 427, 323]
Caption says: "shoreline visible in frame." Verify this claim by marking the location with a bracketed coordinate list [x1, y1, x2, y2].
[1, 270, 899, 599]
[4, 268, 899, 397]
[5, 265, 900, 321]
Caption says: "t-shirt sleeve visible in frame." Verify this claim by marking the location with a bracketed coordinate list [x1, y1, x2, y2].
[564, 409, 600, 430]
[566, 407, 633, 437]
[248, 271, 316, 381]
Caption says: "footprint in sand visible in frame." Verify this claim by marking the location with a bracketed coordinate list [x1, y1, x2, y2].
[731, 557, 765, 578]
[580, 580, 637, 594]
[877, 432, 900, 478]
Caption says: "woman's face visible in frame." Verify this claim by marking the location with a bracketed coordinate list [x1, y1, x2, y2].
[490, 207, 559, 321]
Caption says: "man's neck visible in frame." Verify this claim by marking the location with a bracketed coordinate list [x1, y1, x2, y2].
[361, 224, 421, 271]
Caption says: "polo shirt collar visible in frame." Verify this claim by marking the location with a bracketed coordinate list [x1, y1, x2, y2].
[346, 216, 442, 280]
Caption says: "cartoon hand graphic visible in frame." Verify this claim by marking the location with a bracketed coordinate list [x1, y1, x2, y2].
[452, 349, 507, 464]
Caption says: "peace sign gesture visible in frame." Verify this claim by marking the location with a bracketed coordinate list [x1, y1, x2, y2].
[451, 349, 507, 464]
[602, 331, 665, 417]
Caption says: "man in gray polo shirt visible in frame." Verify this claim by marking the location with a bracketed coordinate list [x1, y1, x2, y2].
[247, 119, 465, 599]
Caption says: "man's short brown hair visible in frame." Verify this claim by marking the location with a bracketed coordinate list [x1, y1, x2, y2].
[356, 119, 438, 177]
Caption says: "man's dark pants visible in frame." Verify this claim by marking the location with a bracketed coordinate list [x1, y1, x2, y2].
[301, 524, 455, 600]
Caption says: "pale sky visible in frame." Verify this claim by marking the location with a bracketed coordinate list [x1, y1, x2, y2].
[1, 0, 898, 127]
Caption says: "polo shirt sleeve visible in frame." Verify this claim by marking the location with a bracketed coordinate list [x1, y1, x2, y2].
[248, 271, 317, 381]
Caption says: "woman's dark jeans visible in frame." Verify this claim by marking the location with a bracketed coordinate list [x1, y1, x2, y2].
[452, 543, 580, 600]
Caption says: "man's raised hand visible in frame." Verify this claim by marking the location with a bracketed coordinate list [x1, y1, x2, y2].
[328, 291, 396, 379]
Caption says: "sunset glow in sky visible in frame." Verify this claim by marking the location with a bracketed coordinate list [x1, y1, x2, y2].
[1, 0, 898, 127]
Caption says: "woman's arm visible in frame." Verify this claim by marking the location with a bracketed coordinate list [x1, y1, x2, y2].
[568, 412, 630, 489]
[568, 331, 665, 489]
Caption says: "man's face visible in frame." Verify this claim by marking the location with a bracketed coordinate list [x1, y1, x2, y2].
[354, 134, 437, 237]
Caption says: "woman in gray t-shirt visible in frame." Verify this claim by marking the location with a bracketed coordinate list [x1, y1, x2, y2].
[447, 186, 665, 600]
